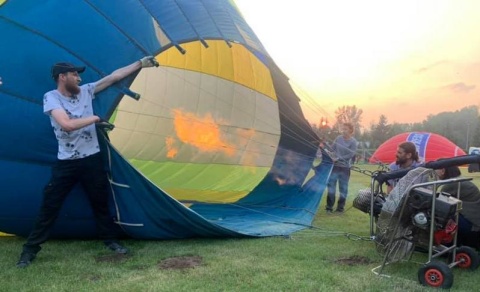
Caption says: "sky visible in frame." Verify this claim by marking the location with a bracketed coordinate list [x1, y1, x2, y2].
[234, 0, 480, 129]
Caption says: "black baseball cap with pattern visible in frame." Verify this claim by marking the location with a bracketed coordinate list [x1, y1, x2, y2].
[51, 62, 85, 79]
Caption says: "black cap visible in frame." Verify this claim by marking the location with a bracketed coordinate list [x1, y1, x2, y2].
[51, 62, 86, 79]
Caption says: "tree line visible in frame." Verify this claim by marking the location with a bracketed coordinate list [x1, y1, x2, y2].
[311, 105, 480, 152]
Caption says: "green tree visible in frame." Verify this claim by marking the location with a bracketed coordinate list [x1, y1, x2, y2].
[310, 119, 334, 145]
[370, 115, 390, 148]
[389, 122, 410, 137]
[422, 105, 478, 150]
[472, 116, 480, 149]
[360, 105, 479, 153]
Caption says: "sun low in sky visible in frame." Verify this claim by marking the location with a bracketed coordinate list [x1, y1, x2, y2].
[234, 0, 480, 128]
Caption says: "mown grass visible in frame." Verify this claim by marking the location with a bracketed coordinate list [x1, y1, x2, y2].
[1, 164, 479, 291]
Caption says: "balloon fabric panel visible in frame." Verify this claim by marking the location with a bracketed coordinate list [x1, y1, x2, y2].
[0, 0, 327, 239]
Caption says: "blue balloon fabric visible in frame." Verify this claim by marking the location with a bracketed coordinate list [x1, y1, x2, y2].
[0, 0, 329, 239]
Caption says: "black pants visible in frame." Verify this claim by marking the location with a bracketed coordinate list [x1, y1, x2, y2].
[457, 214, 480, 250]
[22, 153, 117, 254]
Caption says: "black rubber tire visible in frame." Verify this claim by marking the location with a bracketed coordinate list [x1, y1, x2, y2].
[455, 246, 480, 270]
[418, 261, 454, 289]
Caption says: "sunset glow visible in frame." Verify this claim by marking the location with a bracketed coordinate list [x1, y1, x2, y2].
[235, 0, 480, 127]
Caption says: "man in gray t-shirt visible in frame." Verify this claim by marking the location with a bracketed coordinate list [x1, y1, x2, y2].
[17, 56, 158, 268]
[326, 122, 358, 213]
[387, 141, 422, 193]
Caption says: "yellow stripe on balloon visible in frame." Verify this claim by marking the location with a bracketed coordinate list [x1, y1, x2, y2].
[158, 40, 277, 101]
[0, 0, 7, 7]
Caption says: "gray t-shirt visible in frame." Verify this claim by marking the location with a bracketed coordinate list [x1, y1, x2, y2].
[331, 135, 357, 167]
[43, 83, 100, 160]
[387, 160, 423, 188]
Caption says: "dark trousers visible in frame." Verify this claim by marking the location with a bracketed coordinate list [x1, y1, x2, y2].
[22, 153, 117, 254]
[457, 214, 480, 250]
[326, 165, 351, 211]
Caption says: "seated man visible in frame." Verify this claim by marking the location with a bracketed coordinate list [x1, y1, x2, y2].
[436, 165, 480, 250]
[387, 141, 422, 193]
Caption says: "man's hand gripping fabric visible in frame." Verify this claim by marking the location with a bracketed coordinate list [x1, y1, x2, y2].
[140, 56, 159, 68]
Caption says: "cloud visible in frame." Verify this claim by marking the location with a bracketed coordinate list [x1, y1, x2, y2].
[444, 82, 476, 93]
[414, 60, 447, 74]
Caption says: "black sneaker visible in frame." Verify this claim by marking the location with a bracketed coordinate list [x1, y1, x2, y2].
[16, 252, 36, 268]
[105, 242, 128, 254]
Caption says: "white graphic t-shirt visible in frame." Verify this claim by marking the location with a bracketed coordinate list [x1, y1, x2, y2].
[43, 83, 100, 160]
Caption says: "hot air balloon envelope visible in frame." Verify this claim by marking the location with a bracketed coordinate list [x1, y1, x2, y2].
[0, 0, 330, 239]
[369, 132, 466, 164]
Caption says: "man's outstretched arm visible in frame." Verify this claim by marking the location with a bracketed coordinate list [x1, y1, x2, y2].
[94, 56, 158, 94]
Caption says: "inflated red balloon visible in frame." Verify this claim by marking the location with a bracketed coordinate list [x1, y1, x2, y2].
[369, 132, 466, 164]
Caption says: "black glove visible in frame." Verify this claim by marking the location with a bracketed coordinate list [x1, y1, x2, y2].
[374, 172, 389, 185]
[96, 119, 115, 131]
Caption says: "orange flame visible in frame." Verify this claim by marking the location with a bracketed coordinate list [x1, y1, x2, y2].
[172, 109, 235, 156]
[165, 136, 178, 158]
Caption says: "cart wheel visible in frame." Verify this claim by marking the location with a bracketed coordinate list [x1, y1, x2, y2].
[455, 246, 480, 270]
[418, 261, 453, 289]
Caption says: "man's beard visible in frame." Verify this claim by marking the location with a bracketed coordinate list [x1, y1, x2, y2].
[396, 157, 407, 165]
[66, 82, 80, 95]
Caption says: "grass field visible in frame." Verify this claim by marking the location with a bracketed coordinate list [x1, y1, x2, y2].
[1, 164, 479, 291]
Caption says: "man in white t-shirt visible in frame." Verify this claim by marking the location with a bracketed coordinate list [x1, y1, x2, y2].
[17, 56, 158, 268]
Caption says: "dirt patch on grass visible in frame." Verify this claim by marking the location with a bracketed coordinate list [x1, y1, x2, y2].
[334, 255, 372, 266]
[158, 256, 203, 270]
[94, 253, 129, 263]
